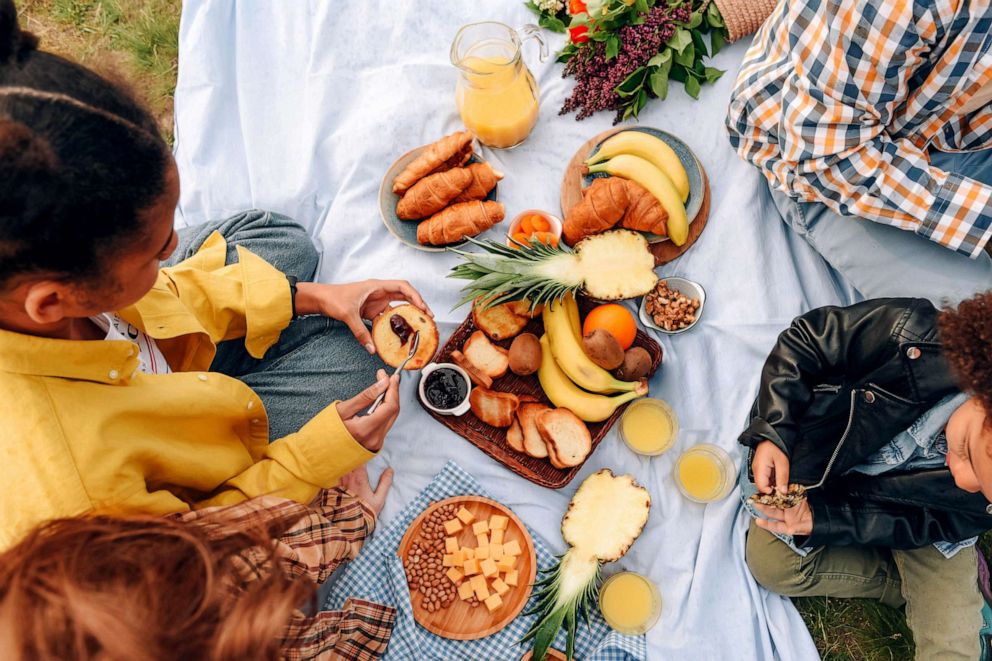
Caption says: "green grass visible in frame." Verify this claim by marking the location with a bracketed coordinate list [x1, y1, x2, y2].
[17, 0, 179, 137]
[12, 3, 991, 659]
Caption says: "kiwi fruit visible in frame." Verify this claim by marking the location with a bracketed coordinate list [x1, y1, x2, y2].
[582, 329, 624, 370]
[508, 333, 542, 376]
[617, 346, 652, 380]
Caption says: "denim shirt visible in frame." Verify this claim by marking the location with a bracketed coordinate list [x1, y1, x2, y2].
[742, 393, 975, 558]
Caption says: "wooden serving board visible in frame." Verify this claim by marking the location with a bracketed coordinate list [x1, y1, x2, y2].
[420, 300, 662, 489]
[397, 495, 537, 640]
[559, 126, 710, 266]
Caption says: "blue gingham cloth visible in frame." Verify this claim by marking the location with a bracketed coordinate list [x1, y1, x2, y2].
[324, 461, 645, 660]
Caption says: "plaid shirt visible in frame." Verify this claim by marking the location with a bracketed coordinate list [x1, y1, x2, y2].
[174, 488, 395, 661]
[727, 0, 992, 258]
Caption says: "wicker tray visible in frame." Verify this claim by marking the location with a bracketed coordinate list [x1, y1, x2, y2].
[421, 301, 662, 489]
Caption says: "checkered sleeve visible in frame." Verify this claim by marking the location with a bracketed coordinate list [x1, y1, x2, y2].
[726, 0, 992, 257]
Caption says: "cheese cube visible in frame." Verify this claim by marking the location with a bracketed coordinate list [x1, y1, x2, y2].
[472, 520, 490, 536]
[443, 518, 463, 535]
[445, 537, 460, 554]
[463, 547, 475, 560]
[505, 569, 519, 586]
[451, 549, 466, 564]
[496, 557, 516, 573]
[442, 554, 458, 567]
[463, 558, 481, 576]
[480, 558, 499, 578]
[491, 577, 510, 596]
[476, 533, 490, 548]
[470, 574, 490, 601]
[490, 528, 505, 545]
[489, 514, 509, 531]
[502, 540, 522, 557]
[491, 544, 504, 561]
[458, 580, 475, 600]
[484, 593, 504, 612]
[456, 506, 475, 525]
[446, 567, 464, 584]
[475, 545, 490, 560]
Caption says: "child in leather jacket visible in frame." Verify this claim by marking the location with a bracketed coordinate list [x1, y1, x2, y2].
[740, 292, 992, 660]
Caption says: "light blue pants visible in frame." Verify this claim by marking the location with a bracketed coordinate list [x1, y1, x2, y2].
[770, 149, 992, 306]
[165, 210, 385, 440]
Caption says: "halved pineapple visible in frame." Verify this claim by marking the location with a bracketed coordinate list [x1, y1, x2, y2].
[450, 229, 657, 308]
[522, 470, 651, 661]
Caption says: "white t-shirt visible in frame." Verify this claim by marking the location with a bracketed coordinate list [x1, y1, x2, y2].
[91, 313, 172, 375]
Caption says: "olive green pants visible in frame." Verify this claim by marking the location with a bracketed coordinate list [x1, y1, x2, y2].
[746, 520, 983, 660]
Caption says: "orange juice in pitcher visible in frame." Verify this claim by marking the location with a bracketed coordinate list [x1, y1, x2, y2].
[451, 22, 546, 149]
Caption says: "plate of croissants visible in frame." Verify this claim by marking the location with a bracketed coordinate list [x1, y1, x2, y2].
[381, 131, 506, 252]
[562, 127, 705, 248]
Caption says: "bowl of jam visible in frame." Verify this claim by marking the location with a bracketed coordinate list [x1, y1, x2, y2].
[419, 362, 472, 416]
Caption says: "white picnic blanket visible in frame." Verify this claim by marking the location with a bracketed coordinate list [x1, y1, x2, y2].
[174, 2, 857, 658]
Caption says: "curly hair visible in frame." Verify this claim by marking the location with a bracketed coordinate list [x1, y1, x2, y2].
[940, 291, 992, 418]
[0, 0, 169, 289]
[0, 509, 312, 661]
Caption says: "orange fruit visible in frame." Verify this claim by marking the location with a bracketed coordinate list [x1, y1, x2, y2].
[531, 215, 551, 232]
[582, 304, 637, 350]
[510, 232, 531, 249]
[532, 231, 559, 248]
[520, 215, 536, 235]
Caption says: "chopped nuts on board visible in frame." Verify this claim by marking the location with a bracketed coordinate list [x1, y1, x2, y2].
[644, 280, 700, 331]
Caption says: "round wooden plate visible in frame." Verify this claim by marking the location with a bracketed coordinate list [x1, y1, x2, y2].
[560, 126, 711, 266]
[397, 495, 538, 640]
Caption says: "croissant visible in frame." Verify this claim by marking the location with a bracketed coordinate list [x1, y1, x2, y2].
[452, 162, 503, 203]
[392, 131, 473, 194]
[417, 200, 505, 246]
[562, 177, 629, 245]
[396, 167, 473, 220]
[621, 180, 668, 236]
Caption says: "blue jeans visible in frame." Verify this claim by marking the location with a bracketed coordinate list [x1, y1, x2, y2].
[770, 149, 992, 306]
[165, 210, 385, 440]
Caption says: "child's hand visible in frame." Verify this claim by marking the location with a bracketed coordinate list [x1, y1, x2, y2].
[339, 465, 394, 515]
[753, 500, 813, 537]
[752, 440, 790, 494]
[336, 370, 401, 452]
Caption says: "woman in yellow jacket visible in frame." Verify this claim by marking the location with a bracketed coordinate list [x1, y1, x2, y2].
[0, 5, 417, 548]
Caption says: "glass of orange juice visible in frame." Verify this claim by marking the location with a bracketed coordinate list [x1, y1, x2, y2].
[675, 444, 736, 503]
[450, 22, 546, 149]
[599, 571, 662, 635]
[619, 398, 678, 456]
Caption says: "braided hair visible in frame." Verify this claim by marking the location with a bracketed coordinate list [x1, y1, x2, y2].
[0, 0, 170, 290]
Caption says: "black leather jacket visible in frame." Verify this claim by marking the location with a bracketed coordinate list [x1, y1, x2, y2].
[739, 298, 992, 549]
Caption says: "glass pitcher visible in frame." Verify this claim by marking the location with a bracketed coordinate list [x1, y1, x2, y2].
[450, 22, 547, 149]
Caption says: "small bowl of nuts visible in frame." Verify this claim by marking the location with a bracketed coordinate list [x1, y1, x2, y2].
[639, 277, 705, 334]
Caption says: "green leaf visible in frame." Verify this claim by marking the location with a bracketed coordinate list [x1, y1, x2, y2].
[647, 48, 671, 69]
[710, 29, 725, 55]
[666, 27, 692, 54]
[539, 14, 567, 32]
[569, 14, 589, 27]
[689, 10, 703, 29]
[674, 42, 695, 67]
[706, 2, 726, 28]
[605, 35, 620, 60]
[649, 69, 669, 100]
[634, 0, 649, 12]
[633, 89, 648, 117]
[615, 67, 646, 96]
[691, 29, 709, 58]
[685, 75, 701, 99]
[669, 62, 688, 83]
[704, 66, 725, 83]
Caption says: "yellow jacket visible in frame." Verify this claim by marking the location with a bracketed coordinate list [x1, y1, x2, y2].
[0, 232, 373, 549]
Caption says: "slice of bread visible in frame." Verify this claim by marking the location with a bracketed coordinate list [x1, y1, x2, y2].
[518, 403, 551, 459]
[462, 331, 509, 379]
[472, 299, 530, 341]
[506, 417, 525, 453]
[450, 349, 493, 388]
[507, 299, 543, 319]
[370, 304, 439, 369]
[536, 408, 592, 468]
[469, 388, 519, 428]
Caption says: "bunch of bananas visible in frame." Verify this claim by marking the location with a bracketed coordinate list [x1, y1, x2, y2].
[537, 296, 648, 422]
[586, 131, 691, 245]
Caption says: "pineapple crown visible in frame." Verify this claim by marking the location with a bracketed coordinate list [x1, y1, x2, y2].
[448, 236, 579, 311]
